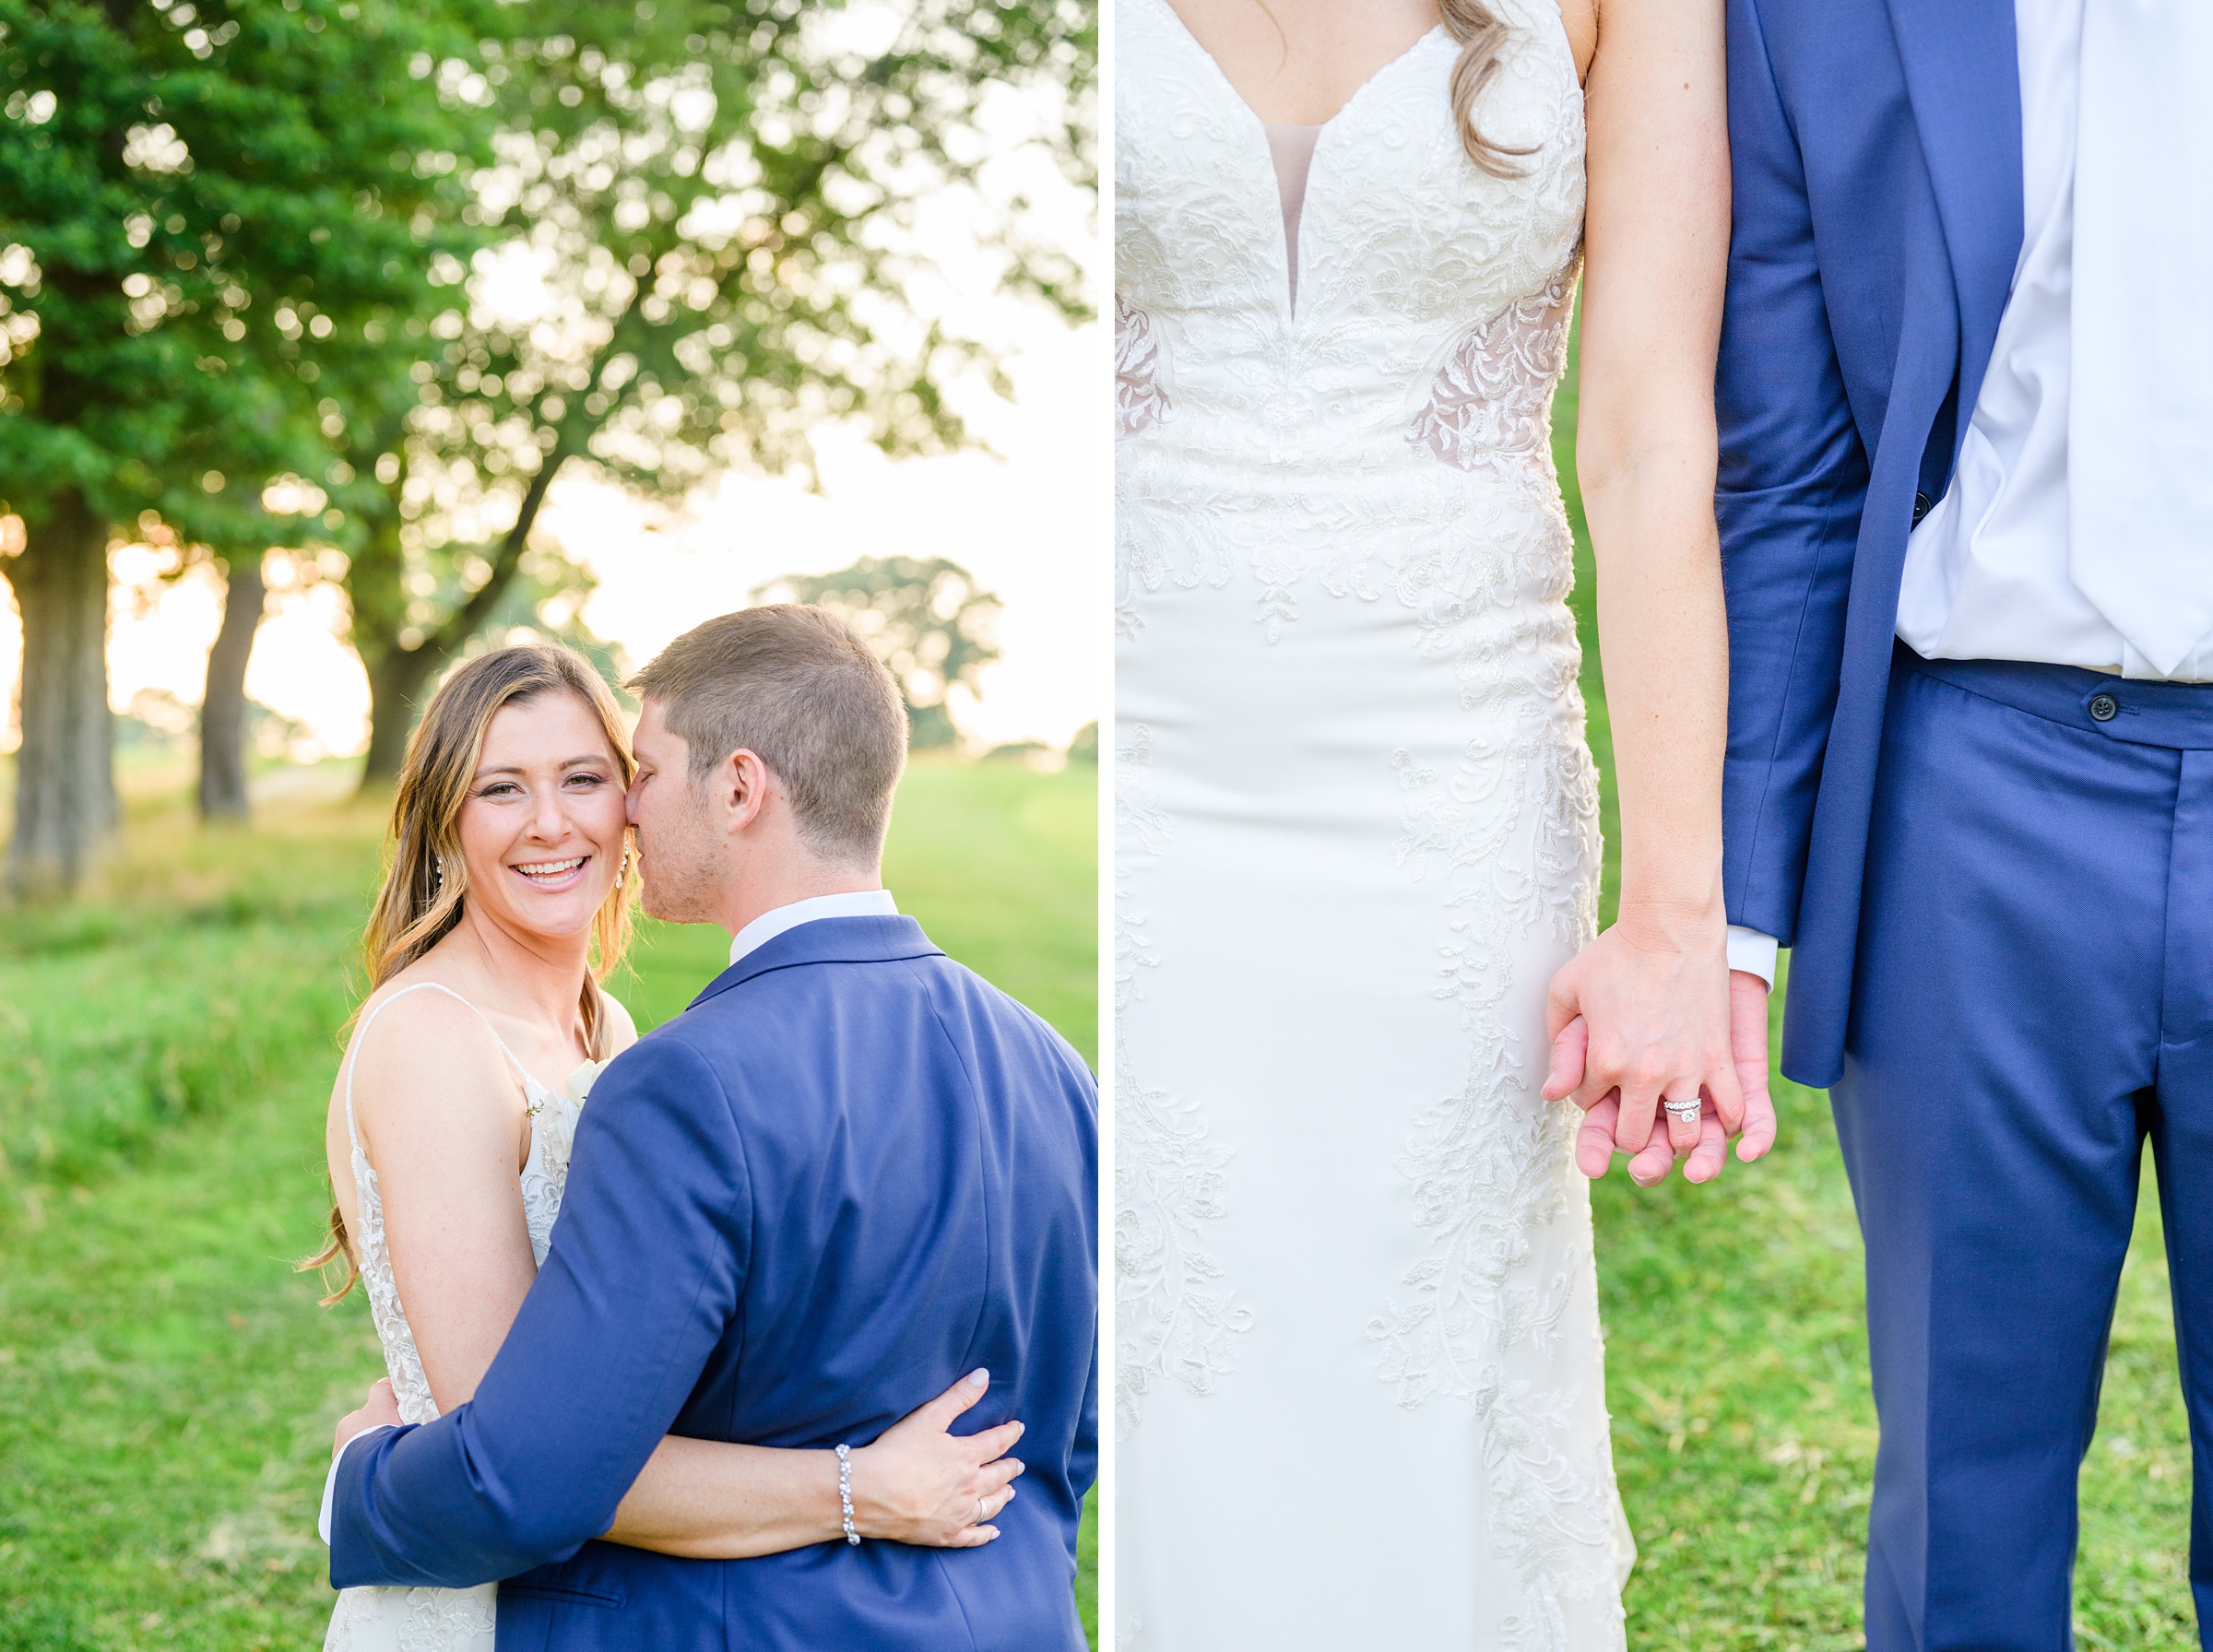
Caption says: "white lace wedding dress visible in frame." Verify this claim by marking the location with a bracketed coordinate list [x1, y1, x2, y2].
[1115, 1, 1634, 1644]
[323, 983, 596, 1652]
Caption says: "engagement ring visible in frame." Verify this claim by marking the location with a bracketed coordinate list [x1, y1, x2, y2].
[1663, 1097, 1702, 1125]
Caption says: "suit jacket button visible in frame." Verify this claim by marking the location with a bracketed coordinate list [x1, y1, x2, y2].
[2089, 692, 2120, 723]
[1912, 491, 1934, 527]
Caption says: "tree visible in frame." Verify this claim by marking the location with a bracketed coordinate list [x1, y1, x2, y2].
[0, 0, 497, 889]
[757, 555, 1000, 749]
[320, 0, 1096, 783]
[194, 546, 261, 818]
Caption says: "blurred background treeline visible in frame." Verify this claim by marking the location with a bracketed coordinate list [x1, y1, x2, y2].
[0, 0, 1098, 1645]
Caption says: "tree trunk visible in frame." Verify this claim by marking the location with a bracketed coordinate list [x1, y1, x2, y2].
[5, 490, 118, 897]
[358, 645, 443, 789]
[196, 554, 266, 821]
[349, 448, 569, 792]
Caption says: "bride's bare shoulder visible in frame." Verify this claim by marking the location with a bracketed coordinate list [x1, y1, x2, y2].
[344, 972, 521, 1145]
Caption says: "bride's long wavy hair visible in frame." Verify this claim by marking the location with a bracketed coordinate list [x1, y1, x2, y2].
[301, 644, 637, 1303]
[1437, 0, 1537, 177]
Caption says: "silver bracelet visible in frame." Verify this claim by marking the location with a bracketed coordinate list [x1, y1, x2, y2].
[834, 1444, 860, 1545]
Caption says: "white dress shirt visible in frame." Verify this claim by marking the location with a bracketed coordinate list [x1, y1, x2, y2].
[321, 887, 903, 1546]
[728, 887, 899, 966]
[1893, 0, 2213, 682]
[1733, 0, 2213, 986]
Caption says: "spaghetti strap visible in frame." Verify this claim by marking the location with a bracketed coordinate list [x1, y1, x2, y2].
[342, 982, 538, 1151]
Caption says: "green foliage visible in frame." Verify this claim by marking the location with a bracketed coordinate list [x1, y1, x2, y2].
[757, 555, 1002, 747]
[0, 0, 495, 542]
[0, 758, 1097, 1648]
[322, 0, 1097, 764]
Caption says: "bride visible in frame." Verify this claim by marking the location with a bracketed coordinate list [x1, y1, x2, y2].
[312, 643, 1026, 1651]
[1116, 0, 1755, 1642]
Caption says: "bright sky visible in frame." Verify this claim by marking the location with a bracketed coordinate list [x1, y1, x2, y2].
[0, 51, 1103, 759]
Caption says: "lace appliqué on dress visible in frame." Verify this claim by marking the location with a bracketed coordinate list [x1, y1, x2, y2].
[1118, 297, 1172, 438]
[519, 1061, 595, 1265]
[1369, 717, 1620, 1652]
[1409, 256, 1581, 482]
[350, 1149, 436, 1427]
[1114, 727, 1253, 1431]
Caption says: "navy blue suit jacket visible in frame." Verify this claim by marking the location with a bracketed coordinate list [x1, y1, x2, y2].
[1718, 0, 2024, 1086]
[327, 915, 1099, 1652]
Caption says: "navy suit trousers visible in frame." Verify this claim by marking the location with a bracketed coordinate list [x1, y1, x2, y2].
[1840, 646, 2213, 1652]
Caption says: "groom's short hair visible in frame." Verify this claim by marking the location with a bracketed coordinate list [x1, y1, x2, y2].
[631, 605, 907, 864]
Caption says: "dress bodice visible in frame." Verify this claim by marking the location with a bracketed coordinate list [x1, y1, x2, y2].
[1116, 0, 1585, 464]
[341, 982, 597, 1428]
[1117, 0, 1590, 670]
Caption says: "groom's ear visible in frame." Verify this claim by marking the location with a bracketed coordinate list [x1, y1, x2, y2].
[716, 747, 777, 835]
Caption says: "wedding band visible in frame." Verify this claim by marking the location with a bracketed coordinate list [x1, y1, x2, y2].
[977, 1497, 989, 1524]
[1662, 1097, 1701, 1125]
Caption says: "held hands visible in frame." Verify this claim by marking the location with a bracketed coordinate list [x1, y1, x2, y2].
[334, 1376, 403, 1457]
[1541, 908, 1778, 1186]
[846, 1368, 1025, 1549]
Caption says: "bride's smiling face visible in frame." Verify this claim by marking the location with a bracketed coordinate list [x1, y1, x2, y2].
[455, 690, 630, 942]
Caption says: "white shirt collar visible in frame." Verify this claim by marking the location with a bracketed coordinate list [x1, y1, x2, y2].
[728, 889, 899, 968]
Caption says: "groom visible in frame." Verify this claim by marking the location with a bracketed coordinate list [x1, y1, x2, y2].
[1718, 1, 2213, 1646]
[324, 605, 1099, 1648]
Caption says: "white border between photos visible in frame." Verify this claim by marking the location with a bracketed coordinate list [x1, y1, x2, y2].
[1095, 0, 1119, 1638]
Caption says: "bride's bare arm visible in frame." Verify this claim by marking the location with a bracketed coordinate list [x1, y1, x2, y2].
[346, 988, 542, 1412]
[1538, 0, 1771, 1184]
[339, 992, 1024, 1558]
[602, 1373, 1026, 1557]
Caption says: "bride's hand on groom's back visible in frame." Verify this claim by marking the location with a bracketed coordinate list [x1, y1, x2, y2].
[848, 1368, 1026, 1548]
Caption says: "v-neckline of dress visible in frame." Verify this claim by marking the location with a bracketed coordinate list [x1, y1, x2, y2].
[1146, 0, 1450, 324]
[1152, 0, 1448, 136]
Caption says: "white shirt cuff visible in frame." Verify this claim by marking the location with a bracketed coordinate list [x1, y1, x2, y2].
[320, 1424, 396, 1546]
[1726, 926, 1780, 989]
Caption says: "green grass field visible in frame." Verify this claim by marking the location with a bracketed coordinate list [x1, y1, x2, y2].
[0, 753, 1098, 1651]
[1553, 339, 2197, 1648]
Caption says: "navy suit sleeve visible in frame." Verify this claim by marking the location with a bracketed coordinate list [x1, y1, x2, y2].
[329, 1034, 749, 1587]
[1716, 0, 1871, 945]
[1071, 1341, 1098, 1505]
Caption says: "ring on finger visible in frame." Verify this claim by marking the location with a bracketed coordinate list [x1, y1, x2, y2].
[1662, 1095, 1701, 1126]
[977, 1497, 988, 1525]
